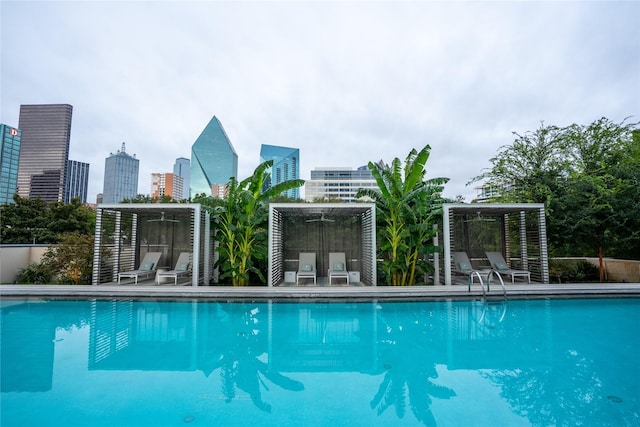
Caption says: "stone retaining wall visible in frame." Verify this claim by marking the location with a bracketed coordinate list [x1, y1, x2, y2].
[584, 257, 640, 283]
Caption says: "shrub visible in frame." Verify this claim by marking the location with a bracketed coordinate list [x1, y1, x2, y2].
[17, 262, 54, 284]
[549, 259, 600, 283]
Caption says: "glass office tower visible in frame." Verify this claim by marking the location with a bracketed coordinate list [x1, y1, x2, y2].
[190, 116, 237, 197]
[65, 160, 90, 203]
[16, 104, 73, 202]
[173, 157, 190, 200]
[259, 144, 300, 199]
[102, 142, 139, 203]
[0, 124, 22, 205]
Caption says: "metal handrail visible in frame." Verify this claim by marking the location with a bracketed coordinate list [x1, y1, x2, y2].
[467, 270, 486, 296]
[487, 269, 507, 298]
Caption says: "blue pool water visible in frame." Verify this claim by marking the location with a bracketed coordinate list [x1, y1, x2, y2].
[1, 298, 638, 426]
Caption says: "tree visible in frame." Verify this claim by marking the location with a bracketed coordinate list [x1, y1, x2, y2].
[472, 118, 640, 279]
[0, 195, 95, 244]
[469, 122, 570, 205]
[213, 161, 305, 286]
[357, 146, 448, 286]
[554, 118, 640, 278]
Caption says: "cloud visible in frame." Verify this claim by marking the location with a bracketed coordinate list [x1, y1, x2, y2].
[1, 1, 638, 203]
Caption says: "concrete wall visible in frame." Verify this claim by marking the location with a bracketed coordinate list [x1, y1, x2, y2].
[584, 257, 640, 283]
[0, 245, 49, 283]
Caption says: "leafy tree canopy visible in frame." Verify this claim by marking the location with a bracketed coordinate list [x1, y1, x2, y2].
[1, 195, 95, 244]
[470, 117, 639, 265]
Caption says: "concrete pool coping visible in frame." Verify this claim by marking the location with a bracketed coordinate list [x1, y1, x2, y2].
[1, 283, 639, 300]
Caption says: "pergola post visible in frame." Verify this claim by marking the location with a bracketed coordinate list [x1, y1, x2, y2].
[520, 211, 528, 270]
[443, 205, 452, 286]
[91, 208, 103, 285]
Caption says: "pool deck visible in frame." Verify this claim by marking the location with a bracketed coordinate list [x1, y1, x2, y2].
[1, 282, 639, 300]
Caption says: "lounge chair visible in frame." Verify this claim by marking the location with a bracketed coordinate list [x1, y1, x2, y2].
[117, 252, 162, 285]
[156, 252, 192, 285]
[296, 252, 317, 285]
[485, 251, 531, 284]
[453, 252, 489, 285]
[328, 252, 349, 285]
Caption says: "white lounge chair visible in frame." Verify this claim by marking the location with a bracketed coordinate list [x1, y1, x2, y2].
[156, 252, 192, 285]
[328, 252, 349, 285]
[296, 252, 317, 285]
[118, 252, 162, 285]
[485, 251, 531, 284]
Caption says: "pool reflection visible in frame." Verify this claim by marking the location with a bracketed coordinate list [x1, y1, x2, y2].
[3, 298, 637, 426]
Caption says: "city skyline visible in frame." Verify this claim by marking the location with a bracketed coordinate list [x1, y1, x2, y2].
[1, 2, 637, 203]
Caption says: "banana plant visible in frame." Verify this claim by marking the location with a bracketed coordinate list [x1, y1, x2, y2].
[216, 160, 304, 286]
[358, 146, 448, 285]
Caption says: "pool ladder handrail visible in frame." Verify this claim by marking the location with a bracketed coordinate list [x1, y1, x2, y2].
[487, 269, 507, 298]
[467, 269, 507, 298]
[467, 270, 487, 296]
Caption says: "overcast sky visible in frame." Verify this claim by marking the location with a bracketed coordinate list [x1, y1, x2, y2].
[1, 1, 638, 203]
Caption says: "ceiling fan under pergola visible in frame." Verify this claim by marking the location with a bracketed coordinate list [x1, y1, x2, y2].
[147, 211, 179, 223]
[463, 211, 497, 223]
[306, 213, 335, 223]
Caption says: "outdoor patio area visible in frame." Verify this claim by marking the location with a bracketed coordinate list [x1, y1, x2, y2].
[439, 203, 550, 286]
[92, 203, 213, 286]
[268, 203, 377, 287]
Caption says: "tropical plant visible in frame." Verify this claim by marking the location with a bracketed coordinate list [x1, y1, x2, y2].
[214, 161, 304, 285]
[16, 262, 54, 284]
[357, 146, 448, 285]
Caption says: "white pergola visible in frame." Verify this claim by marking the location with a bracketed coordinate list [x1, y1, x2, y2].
[441, 203, 549, 285]
[268, 203, 377, 286]
[92, 203, 212, 286]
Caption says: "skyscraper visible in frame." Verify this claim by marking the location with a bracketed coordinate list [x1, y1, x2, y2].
[259, 144, 300, 199]
[16, 104, 73, 202]
[65, 160, 90, 203]
[173, 157, 190, 200]
[305, 166, 376, 202]
[190, 116, 237, 197]
[0, 124, 21, 205]
[102, 142, 139, 203]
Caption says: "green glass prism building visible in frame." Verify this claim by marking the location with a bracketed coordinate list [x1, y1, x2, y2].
[0, 124, 22, 205]
[190, 116, 237, 198]
[259, 144, 300, 199]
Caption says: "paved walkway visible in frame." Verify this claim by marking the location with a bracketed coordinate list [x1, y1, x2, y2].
[1, 283, 639, 300]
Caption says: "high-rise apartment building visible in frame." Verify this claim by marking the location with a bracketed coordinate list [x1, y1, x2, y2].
[102, 142, 139, 203]
[150, 172, 184, 200]
[305, 166, 376, 202]
[0, 124, 22, 205]
[16, 104, 73, 202]
[190, 116, 237, 197]
[173, 157, 190, 200]
[259, 144, 300, 199]
[65, 160, 90, 203]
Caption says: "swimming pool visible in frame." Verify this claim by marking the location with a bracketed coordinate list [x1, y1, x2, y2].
[1, 298, 638, 426]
